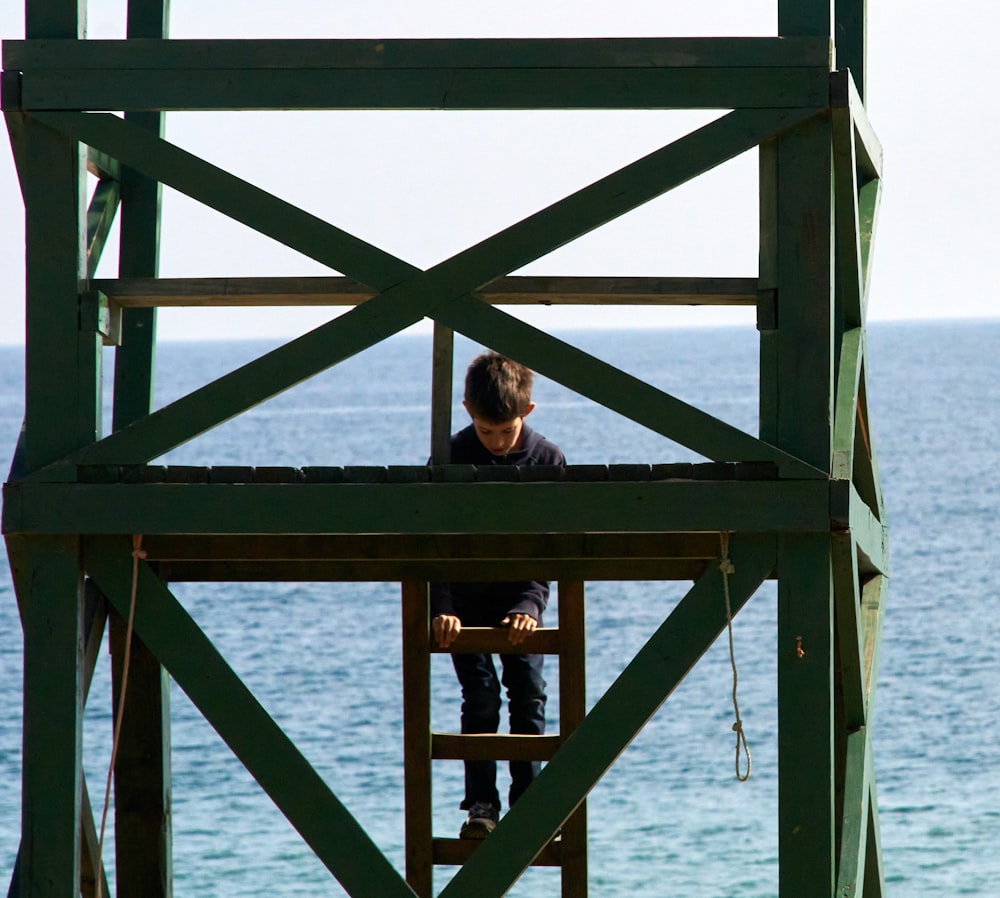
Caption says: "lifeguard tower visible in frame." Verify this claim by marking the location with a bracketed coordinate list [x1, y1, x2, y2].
[2, 1, 888, 895]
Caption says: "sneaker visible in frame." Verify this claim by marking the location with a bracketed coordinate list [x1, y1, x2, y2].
[459, 801, 499, 839]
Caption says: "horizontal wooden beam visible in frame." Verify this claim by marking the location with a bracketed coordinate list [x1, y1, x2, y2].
[155, 558, 711, 582]
[91, 275, 759, 308]
[3, 479, 835, 536]
[432, 733, 562, 761]
[141, 531, 724, 561]
[429, 626, 561, 655]
[4, 37, 834, 71]
[143, 529, 721, 581]
[5, 37, 832, 111]
[433, 838, 561, 868]
[12, 67, 831, 111]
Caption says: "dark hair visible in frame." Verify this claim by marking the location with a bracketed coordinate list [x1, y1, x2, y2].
[464, 352, 534, 422]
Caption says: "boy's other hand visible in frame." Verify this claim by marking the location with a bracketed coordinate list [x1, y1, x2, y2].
[501, 613, 537, 645]
[433, 614, 462, 649]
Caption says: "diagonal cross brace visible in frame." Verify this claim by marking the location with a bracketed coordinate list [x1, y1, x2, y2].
[82, 536, 417, 898]
[33, 108, 822, 473]
[435, 297, 822, 475]
[31, 111, 419, 289]
[439, 534, 776, 898]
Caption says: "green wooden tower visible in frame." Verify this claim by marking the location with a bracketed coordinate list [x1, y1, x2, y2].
[2, 0, 888, 895]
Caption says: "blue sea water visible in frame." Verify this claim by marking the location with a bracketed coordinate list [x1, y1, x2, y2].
[0, 320, 998, 895]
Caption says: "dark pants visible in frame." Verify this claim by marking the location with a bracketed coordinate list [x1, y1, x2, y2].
[450, 598, 547, 811]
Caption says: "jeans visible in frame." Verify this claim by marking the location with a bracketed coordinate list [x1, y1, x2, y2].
[450, 597, 547, 811]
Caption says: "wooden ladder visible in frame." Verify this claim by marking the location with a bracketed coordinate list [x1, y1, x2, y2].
[402, 580, 588, 897]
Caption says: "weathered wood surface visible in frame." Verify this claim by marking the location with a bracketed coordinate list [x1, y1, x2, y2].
[4, 479, 835, 536]
[5, 37, 832, 112]
[90, 275, 759, 307]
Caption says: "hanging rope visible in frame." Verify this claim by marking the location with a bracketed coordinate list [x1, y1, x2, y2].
[720, 531, 751, 782]
[95, 535, 145, 898]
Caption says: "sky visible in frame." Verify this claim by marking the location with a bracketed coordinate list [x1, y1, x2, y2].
[0, 0, 996, 344]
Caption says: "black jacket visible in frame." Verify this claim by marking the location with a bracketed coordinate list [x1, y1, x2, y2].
[429, 423, 566, 621]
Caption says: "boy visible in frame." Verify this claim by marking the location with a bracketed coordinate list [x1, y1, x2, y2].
[430, 351, 566, 839]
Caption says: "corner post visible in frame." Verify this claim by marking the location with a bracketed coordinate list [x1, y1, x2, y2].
[9, 536, 86, 898]
[107, 4, 175, 895]
[778, 534, 836, 896]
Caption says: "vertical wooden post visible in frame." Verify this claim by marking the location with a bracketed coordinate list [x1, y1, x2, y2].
[20, 0, 90, 473]
[778, 0, 834, 38]
[9, 536, 85, 898]
[108, 610, 173, 897]
[402, 580, 433, 897]
[835, 0, 868, 102]
[557, 581, 588, 898]
[107, 5, 174, 894]
[774, 115, 835, 472]
[757, 138, 779, 447]
[771, 13, 839, 886]
[99, 4, 174, 893]
[777, 535, 835, 896]
[430, 324, 455, 464]
[20, 116, 91, 473]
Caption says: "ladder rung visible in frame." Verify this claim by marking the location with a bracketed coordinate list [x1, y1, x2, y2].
[432, 837, 562, 867]
[431, 732, 561, 761]
[430, 627, 561, 655]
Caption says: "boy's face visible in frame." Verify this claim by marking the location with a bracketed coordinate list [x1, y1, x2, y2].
[465, 402, 535, 456]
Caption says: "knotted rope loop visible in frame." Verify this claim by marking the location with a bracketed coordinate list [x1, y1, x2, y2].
[720, 532, 751, 782]
[95, 535, 145, 898]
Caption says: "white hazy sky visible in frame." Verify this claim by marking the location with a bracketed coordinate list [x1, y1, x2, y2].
[0, 1, 996, 343]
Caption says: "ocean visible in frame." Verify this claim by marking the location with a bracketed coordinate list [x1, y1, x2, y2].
[1, 320, 997, 896]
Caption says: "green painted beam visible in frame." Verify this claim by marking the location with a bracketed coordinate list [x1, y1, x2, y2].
[779, 0, 834, 37]
[836, 726, 872, 896]
[832, 327, 862, 480]
[24, 0, 86, 40]
[4, 38, 834, 113]
[85, 144, 119, 179]
[774, 114, 835, 472]
[14, 67, 830, 112]
[108, 8, 174, 885]
[83, 537, 417, 898]
[7, 535, 84, 898]
[863, 759, 886, 897]
[79, 581, 110, 894]
[860, 574, 887, 711]
[4, 37, 835, 71]
[828, 480, 887, 575]
[84, 176, 119, 279]
[832, 532, 866, 728]
[17, 116, 96, 473]
[4, 479, 835, 536]
[844, 70, 882, 179]
[108, 616, 172, 897]
[851, 360, 885, 523]
[430, 323, 454, 464]
[777, 534, 835, 897]
[758, 138, 780, 446]
[90, 274, 760, 308]
[436, 299, 822, 477]
[439, 535, 775, 897]
[33, 111, 419, 288]
[832, 100, 863, 330]
[835, 1, 868, 103]
[53, 106, 820, 468]
[850, 481, 887, 575]
[858, 178, 882, 313]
